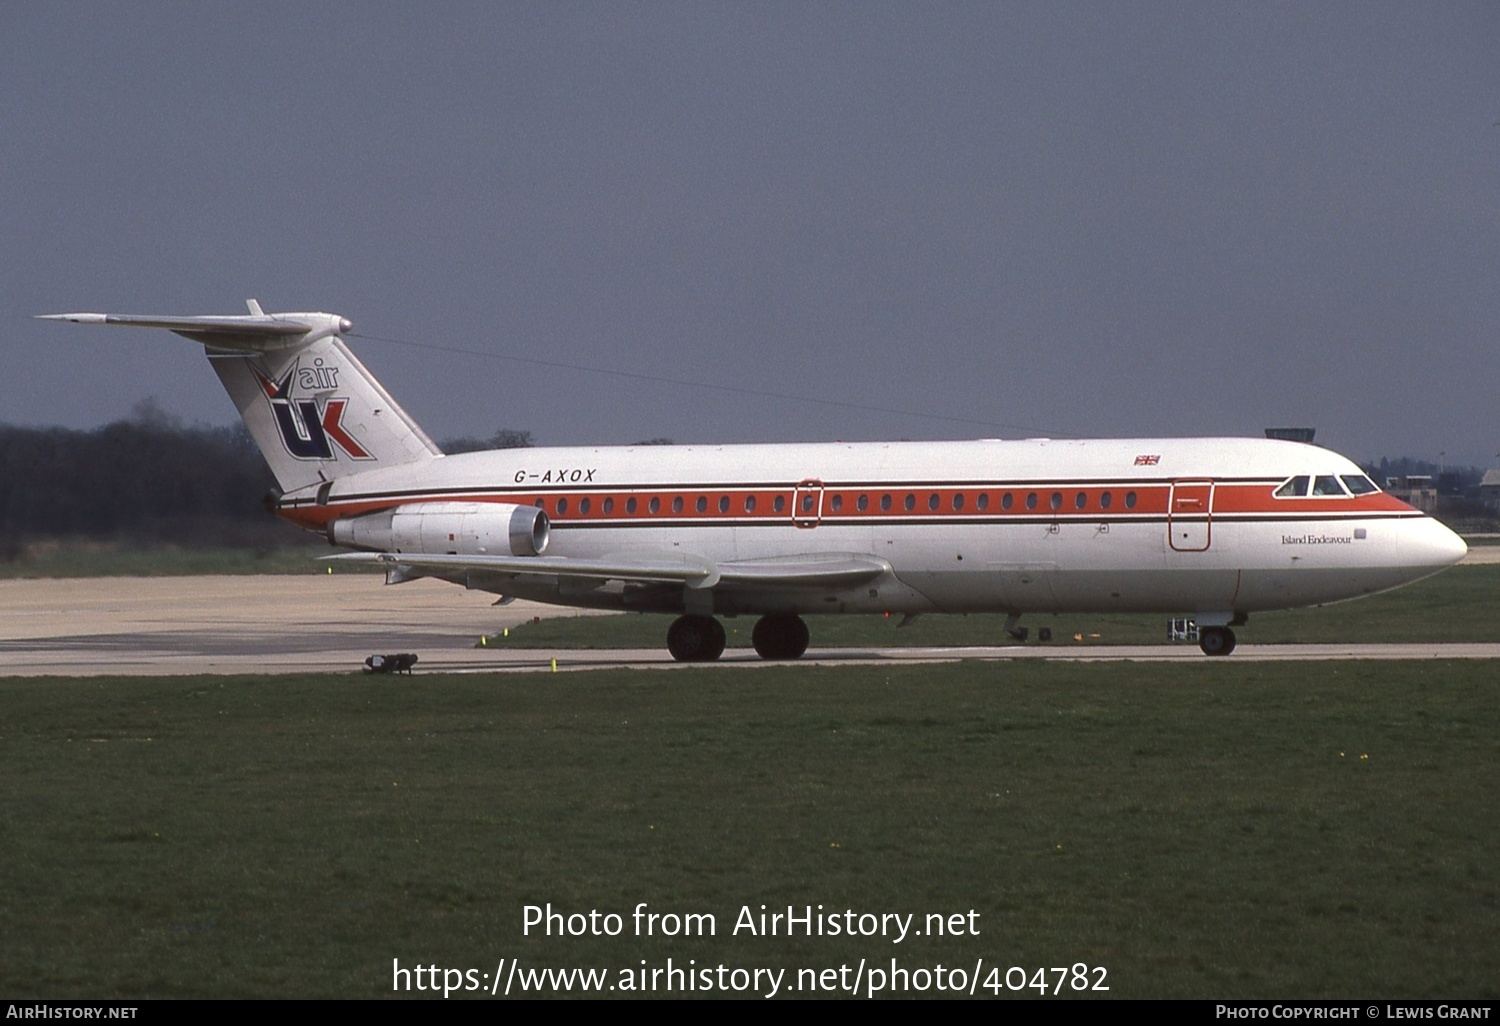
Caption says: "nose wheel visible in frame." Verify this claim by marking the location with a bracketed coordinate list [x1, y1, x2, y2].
[752, 614, 810, 660]
[1198, 626, 1237, 656]
[666, 615, 726, 662]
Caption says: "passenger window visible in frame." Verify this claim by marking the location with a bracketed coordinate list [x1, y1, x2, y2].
[1100, 491, 1112, 510]
[801, 493, 815, 513]
[1025, 493, 1038, 510]
[745, 495, 757, 513]
[718, 496, 729, 513]
[857, 494, 868, 511]
[1124, 491, 1137, 509]
[649, 497, 660, 514]
[672, 496, 684, 513]
[773, 495, 785, 513]
[1275, 476, 1309, 498]
[1049, 492, 1062, 511]
[953, 493, 965, 511]
[1341, 475, 1379, 495]
[1074, 492, 1087, 510]
[1002, 493, 1013, 510]
[1312, 475, 1347, 497]
[830, 494, 843, 512]
[603, 497, 614, 514]
[696, 496, 707, 513]
[556, 497, 568, 514]
[579, 497, 590, 515]
[976, 493, 989, 511]
[881, 494, 892, 511]
[625, 497, 637, 514]
[904, 494, 916, 511]
[928, 493, 940, 511]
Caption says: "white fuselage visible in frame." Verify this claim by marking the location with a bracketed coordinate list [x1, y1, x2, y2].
[287, 436, 1466, 622]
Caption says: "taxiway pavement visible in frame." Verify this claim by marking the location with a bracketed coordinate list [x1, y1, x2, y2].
[0, 573, 1494, 676]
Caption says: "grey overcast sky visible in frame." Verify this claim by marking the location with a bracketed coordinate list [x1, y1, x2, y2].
[4, 2, 1497, 466]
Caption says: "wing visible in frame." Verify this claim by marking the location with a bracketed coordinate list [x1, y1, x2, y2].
[327, 550, 891, 591]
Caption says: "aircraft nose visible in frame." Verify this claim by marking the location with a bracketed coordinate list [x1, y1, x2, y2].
[1410, 517, 1468, 569]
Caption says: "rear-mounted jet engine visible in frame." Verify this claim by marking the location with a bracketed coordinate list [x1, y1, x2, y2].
[329, 501, 549, 557]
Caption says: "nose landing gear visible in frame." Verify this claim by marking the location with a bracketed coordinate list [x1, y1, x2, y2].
[1198, 626, 1237, 656]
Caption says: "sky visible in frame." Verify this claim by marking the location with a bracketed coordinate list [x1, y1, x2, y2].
[4, 2, 1498, 467]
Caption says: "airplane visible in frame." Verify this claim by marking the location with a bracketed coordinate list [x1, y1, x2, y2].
[40, 302, 1468, 660]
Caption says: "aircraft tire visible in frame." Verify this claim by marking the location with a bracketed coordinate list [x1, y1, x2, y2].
[751, 614, 810, 660]
[667, 615, 726, 662]
[1199, 626, 1237, 656]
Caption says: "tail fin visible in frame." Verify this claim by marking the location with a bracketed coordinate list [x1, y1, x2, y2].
[38, 301, 441, 495]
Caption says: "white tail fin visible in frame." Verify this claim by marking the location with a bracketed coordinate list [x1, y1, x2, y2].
[38, 301, 441, 495]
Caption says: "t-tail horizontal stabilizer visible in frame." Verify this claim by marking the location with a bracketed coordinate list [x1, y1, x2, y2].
[37, 300, 349, 352]
[39, 300, 441, 496]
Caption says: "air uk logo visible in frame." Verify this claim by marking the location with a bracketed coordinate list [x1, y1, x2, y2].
[252, 360, 372, 461]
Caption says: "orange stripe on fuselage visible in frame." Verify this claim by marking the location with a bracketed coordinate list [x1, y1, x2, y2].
[278, 480, 1418, 532]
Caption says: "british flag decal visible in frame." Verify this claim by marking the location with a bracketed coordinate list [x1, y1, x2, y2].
[1134, 454, 1161, 466]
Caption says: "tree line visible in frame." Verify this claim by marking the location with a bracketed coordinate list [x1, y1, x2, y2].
[0, 418, 278, 548]
[0, 406, 647, 551]
[0, 411, 547, 550]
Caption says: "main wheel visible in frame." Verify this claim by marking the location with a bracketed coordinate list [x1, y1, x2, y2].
[1199, 626, 1237, 656]
[751, 614, 810, 660]
[666, 615, 726, 662]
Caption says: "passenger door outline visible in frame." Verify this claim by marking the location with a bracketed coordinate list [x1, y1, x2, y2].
[1168, 479, 1214, 552]
[793, 479, 824, 529]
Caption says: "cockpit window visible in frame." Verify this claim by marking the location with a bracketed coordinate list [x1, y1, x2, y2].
[1341, 474, 1379, 495]
[1311, 475, 1348, 497]
[1274, 476, 1309, 498]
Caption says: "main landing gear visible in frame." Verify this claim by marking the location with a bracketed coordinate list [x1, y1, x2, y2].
[666, 615, 726, 662]
[751, 614, 810, 661]
[665, 614, 811, 662]
[1198, 626, 1237, 656]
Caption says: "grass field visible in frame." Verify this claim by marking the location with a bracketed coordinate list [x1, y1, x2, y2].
[486, 563, 1500, 649]
[2, 661, 1495, 999]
